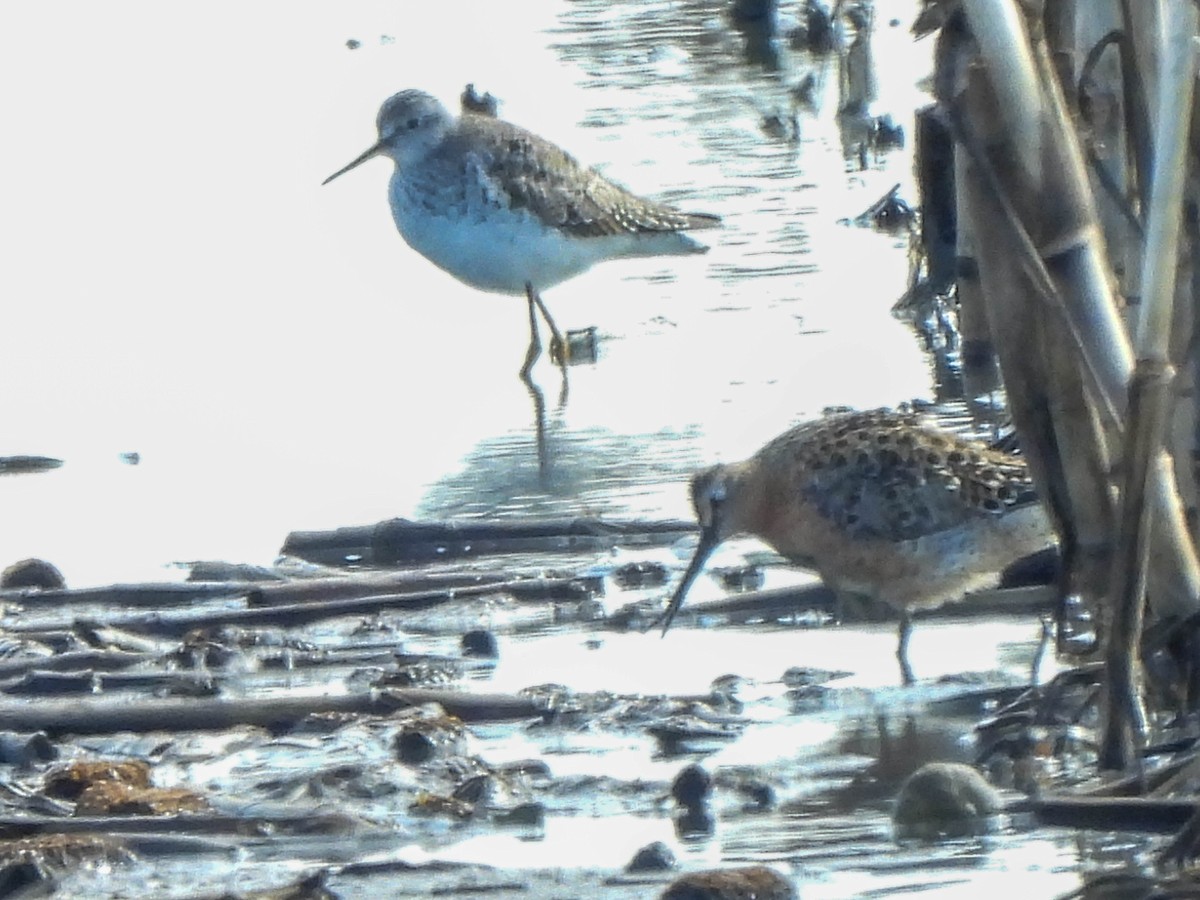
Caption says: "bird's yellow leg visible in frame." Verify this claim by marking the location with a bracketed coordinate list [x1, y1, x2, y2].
[520, 283, 543, 380]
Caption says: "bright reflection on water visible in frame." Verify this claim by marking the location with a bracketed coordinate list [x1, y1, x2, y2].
[0, 1, 1087, 897]
[0, 0, 934, 585]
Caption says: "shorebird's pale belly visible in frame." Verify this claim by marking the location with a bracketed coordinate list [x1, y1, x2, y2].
[797, 502, 1054, 612]
[392, 204, 601, 293]
[388, 174, 707, 295]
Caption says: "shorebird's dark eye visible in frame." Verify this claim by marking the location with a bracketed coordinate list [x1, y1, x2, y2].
[406, 118, 419, 130]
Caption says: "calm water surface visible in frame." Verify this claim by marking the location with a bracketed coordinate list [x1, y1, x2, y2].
[0, 0, 933, 584]
[0, 2, 1098, 897]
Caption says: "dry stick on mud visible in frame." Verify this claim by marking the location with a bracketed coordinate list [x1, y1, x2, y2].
[0, 650, 149, 681]
[281, 516, 696, 566]
[2, 567, 581, 611]
[0, 812, 367, 840]
[0, 582, 250, 609]
[4, 577, 591, 639]
[0, 688, 544, 737]
[1016, 795, 1198, 833]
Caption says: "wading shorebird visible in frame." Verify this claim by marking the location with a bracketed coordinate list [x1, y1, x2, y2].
[660, 408, 1056, 685]
[322, 89, 720, 377]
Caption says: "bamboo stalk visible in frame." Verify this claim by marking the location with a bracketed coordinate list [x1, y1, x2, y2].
[951, 1, 1200, 621]
[962, 0, 1044, 180]
[1055, 0, 1143, 302]
[1099, 0, 1198, 772]
[949, 14, 1118, 610]
[950, 123, 1001, 392]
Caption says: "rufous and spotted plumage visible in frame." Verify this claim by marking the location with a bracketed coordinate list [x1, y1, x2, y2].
[662, 409, 1055, 684]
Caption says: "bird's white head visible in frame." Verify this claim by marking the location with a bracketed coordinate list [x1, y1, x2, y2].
[375, 91, 453, 161]
[323, 90, 453, 185]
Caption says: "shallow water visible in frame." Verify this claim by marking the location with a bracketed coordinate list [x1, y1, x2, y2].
[0, 2, 1113, 897]
[0, 0, 935, 585]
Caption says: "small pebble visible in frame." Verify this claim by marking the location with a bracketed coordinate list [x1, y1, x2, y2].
[893, 761, 1002, 839]
[1, 559, 64, 590]
[497, 758, 552, 781]
[493, 802, 545, 827]
[452, 774, 493, 805]
[394, 730, 437, 765]
[0, 732, 55, 767]
[717, 565, 763, 592]
[710, 673, 743, 699]
[626, 840, 676, 873]
[736, 779, 774, 809]
[614, 560, 668, 590]
[461, 629, 498, 659]
[671, 764, 712, 808]
[661, 865, 796, 899]
[577, 599, 607, 622]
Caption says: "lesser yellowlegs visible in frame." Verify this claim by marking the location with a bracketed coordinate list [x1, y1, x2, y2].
[660, 408, 1055, 684]
[323, 89, 720, 377]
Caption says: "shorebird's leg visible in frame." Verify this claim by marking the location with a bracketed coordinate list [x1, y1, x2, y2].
[529, 287, 566, 369]
[526, 283, 569, 405]
[520, 283, 543, 380]
[897, 612, 915, 686]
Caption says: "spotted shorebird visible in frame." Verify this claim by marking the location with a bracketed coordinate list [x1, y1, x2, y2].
[660, 408, 1056, 684]
[323, 89, 720, 377]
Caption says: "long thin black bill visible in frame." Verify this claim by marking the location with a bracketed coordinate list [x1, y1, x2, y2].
[322, 141, 385, 186]
[658, 527, 720, 636]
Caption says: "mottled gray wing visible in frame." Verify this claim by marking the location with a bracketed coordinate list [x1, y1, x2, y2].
[455, 114, 719, 238]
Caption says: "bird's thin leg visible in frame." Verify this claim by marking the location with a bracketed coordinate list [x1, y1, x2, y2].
[520, 283, 543, 380]
[527, 283, 569, 405]
[530, 287, 566, 368]
[897, 612, 915, 686]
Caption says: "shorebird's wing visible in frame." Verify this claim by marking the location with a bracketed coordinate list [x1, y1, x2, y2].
[457, 115, 719, 238]
[783, 410, 1040, 542]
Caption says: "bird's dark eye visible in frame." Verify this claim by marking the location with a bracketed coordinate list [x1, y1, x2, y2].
[406, 118, 419, 130]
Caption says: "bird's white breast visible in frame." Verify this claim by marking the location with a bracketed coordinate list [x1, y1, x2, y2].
[387, 165, 639, 295]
